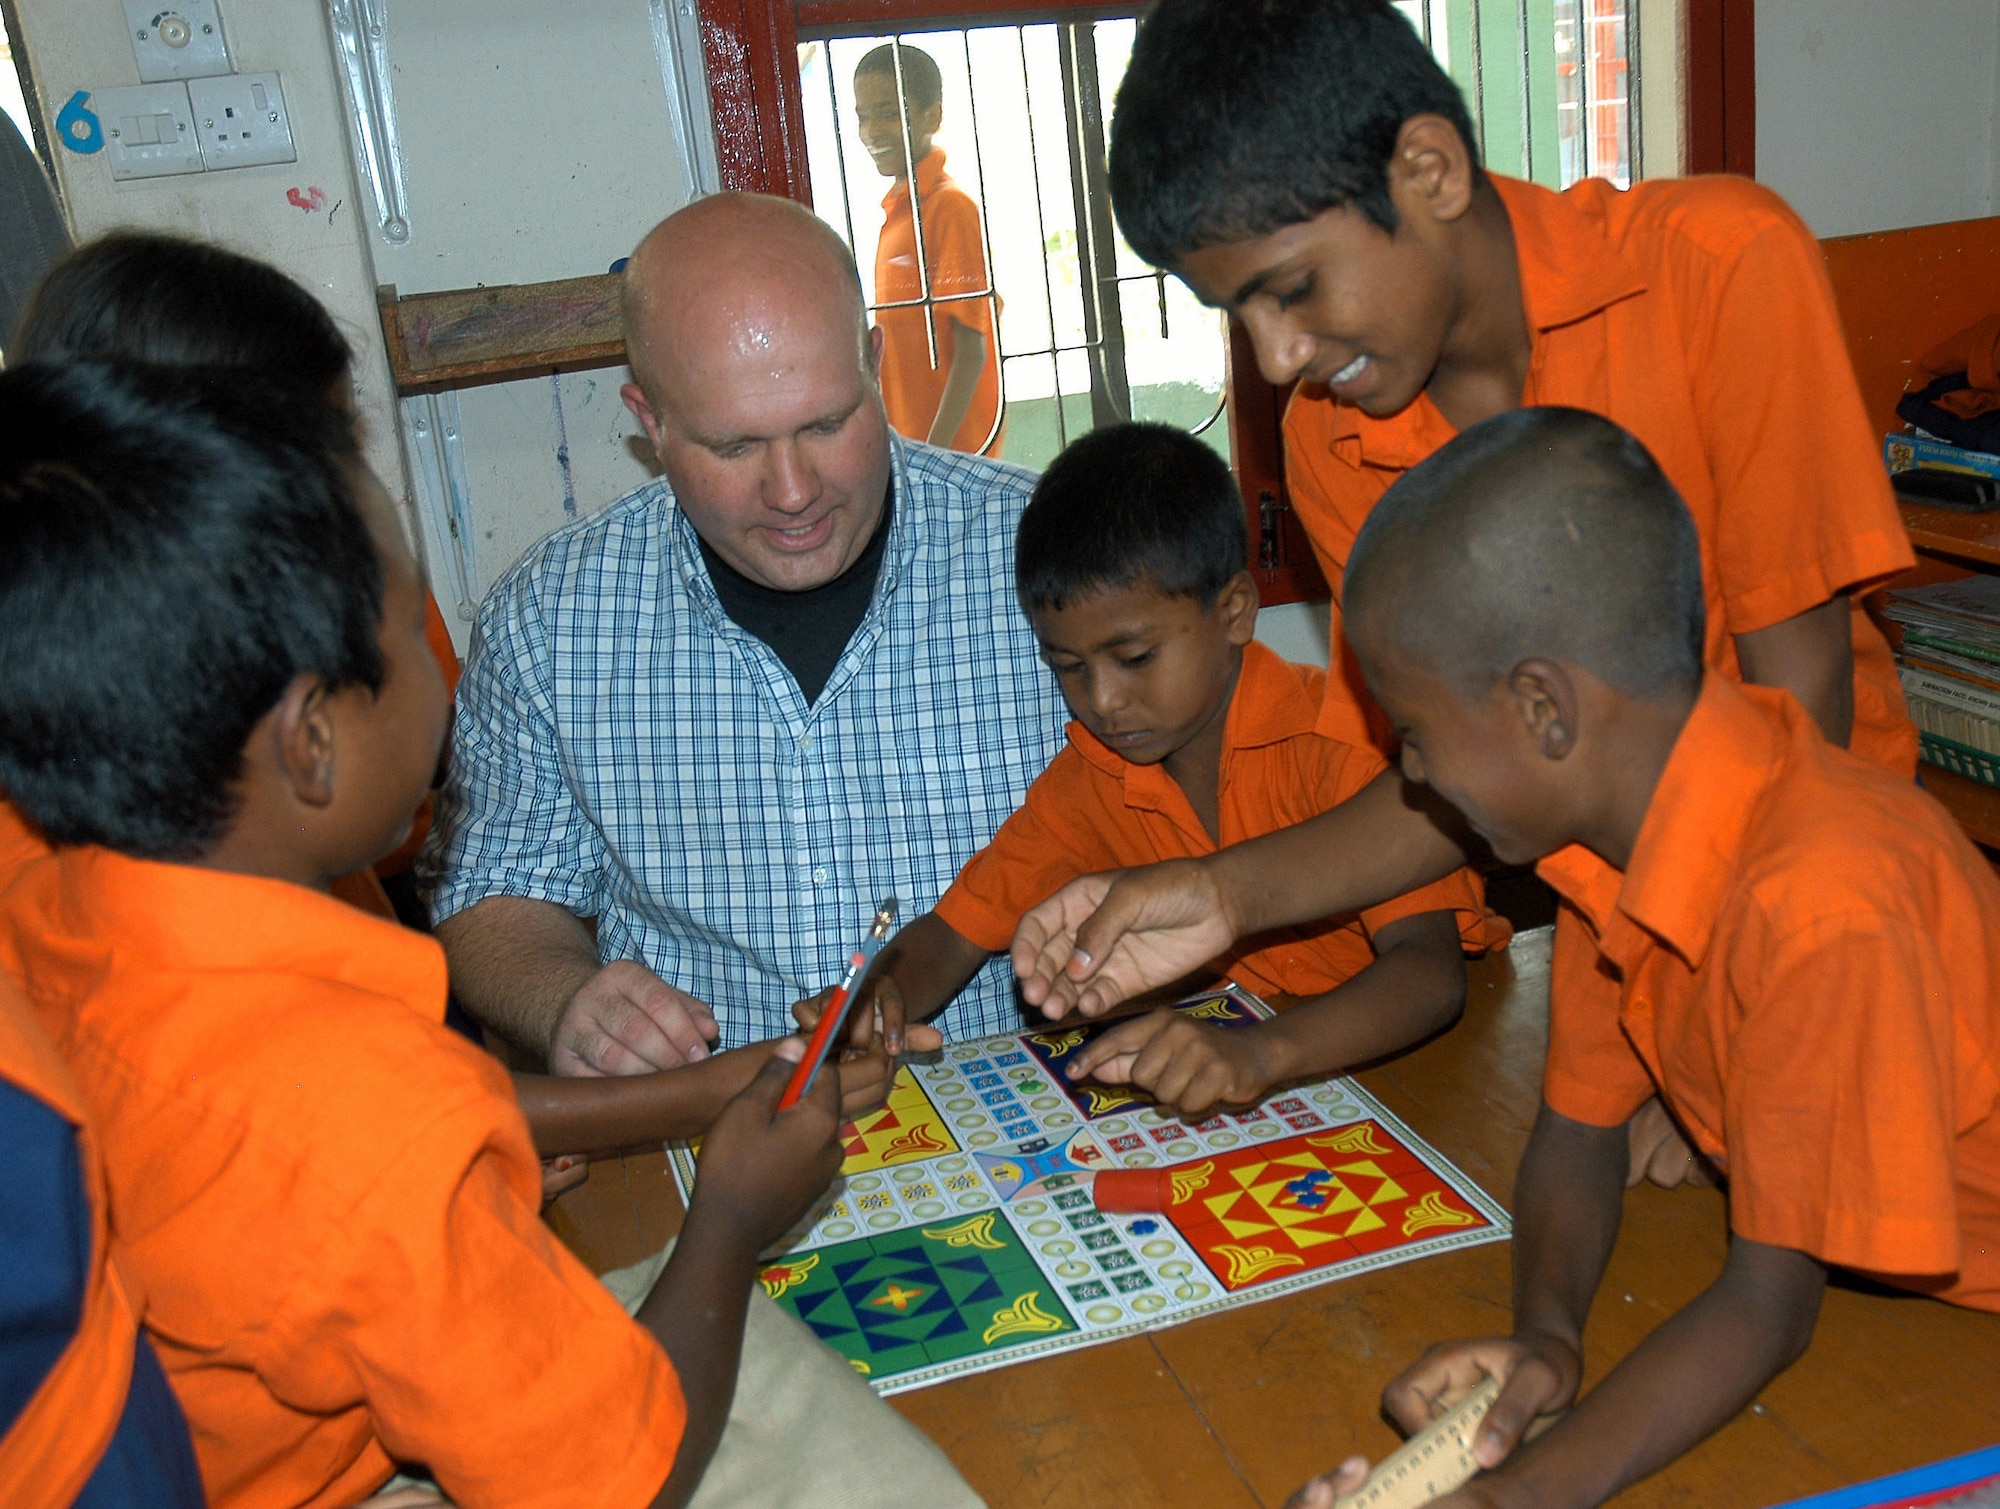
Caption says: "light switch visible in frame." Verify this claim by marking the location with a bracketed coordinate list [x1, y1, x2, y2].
[188, 71, 296, 171]
[96, 81, 203, 179]
[122, 0, 231, 83]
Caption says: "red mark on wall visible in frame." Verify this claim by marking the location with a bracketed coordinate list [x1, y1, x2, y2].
[286, 186, 329, 213]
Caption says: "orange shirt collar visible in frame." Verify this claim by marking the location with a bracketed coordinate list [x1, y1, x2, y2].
[881, 146, 950, 213]
[1537, 675, 1783, 970]
[1323, 174, 1649, 470]
[1067, 640, 1318, 815]
[42, 847, 448, 1021]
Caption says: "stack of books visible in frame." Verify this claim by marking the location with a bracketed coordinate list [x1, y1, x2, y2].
[1884, 575, 2000, 787]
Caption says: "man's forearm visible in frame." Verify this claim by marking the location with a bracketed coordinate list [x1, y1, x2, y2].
[1491, 1237, 1827, 1509]
[512, 1044, 773, 1155]
[435, 895, 600, 1054]
[1206, 769, 1474, 940]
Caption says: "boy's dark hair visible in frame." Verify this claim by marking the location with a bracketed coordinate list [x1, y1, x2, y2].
[10, 231, 353, 394]
[1017, 422, 1248, 613]
[854, 41, 944, 113]
[1345, 407, 1705, 699]
[1109, 0, 1482, 268]
[0, 362, 385, 861]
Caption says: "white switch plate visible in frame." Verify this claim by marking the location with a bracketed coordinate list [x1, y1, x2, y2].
[97, 81, 204, 180]
[122, 0, 231, 83]
[188, 70, 296, 170]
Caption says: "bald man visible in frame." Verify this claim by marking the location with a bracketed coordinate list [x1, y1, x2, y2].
[422, 194, 1064, 1075]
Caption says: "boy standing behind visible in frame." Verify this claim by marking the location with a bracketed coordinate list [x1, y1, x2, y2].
[1295, 407, 2000, 1509]
[854, 41, 1002, 454]
[857, 424, 1492, 1116]
[0, 363, 977, 1509]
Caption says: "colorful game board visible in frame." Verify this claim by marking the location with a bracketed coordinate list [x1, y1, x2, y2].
[669, 985, 1510, 1394]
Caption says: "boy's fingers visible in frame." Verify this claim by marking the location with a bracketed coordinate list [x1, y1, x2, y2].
[1472, 1362, 1561, 1469]
[874, 979, 907, 1054]
[1068, 1012, 1167, 1077]
[902, 1022, 944, 1052]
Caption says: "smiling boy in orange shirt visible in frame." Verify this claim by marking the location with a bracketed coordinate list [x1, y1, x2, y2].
[1012, 1, 1916, 1182]
[1284, 406, 2000, 1509]
[857, 423, 1491, 1116]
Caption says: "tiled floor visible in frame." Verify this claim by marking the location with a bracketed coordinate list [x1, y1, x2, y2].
[546, 929, 2000, 1508]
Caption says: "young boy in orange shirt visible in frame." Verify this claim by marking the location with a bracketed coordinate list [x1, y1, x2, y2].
[0, 362, 976, 1509]
[858, 423, 1491, 1116]
[1288, 406, 2000, 1509]
[854, 41, 1002, 455]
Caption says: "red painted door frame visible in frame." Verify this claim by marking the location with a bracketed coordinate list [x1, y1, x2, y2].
[1686, 0, 1755, 176]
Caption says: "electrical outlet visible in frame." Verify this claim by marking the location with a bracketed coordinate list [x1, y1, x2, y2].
[188, 71, 296, 171]
[122, 0, 231, 83]
[96, 81, 204, 180]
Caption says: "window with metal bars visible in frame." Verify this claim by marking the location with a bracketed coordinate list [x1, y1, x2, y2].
[702, 0, 1649, 607]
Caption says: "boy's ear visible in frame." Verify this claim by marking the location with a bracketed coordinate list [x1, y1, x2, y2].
[1506, 658, 1580, 761]
[1390, 114, 1478, 227]
[271, 673, 339, 810]
[1215, 570, 1261, 646]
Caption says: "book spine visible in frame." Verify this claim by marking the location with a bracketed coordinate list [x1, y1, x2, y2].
[1902, 632, 2000, 669]
[1900, 667, 2000, 721]
[1904, 693, 2000, 758]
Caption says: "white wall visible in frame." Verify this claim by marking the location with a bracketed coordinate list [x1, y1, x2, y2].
[17, 0, 405, 523]
[1757, 0, 2000, 237]
[17, 0, 712, 651]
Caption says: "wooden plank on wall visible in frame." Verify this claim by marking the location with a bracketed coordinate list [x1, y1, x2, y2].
[1821, 215, 2000, 441]
[378, 273, 627, 391]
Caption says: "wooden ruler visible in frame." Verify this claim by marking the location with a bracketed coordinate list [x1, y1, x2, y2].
[1333, 1374, 1503, 1509]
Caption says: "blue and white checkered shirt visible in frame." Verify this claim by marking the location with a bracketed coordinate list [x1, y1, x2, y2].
[421, 438, 1068, 1047]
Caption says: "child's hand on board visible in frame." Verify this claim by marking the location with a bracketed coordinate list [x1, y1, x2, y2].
[792, 975, 944, 1057]
[690, 1039, 844, 1252]
[1064, 1009, 1273, 1119]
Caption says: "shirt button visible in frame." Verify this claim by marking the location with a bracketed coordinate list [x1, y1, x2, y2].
[800, 733, 815, 753]
[812, 866, 830, 885]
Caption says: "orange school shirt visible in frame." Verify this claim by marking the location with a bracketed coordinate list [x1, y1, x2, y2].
[0, 849, 685, 1509]
[1538, 677, 2000, 1310]
[876, 147, 1003, 455]
[935, 640, 1497, 996]
[0, 975, 139, 1509]
[1283, 173, 1917, 778]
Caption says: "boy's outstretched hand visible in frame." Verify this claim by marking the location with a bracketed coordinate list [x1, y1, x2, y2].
[1011, 861, 1238, 1019]
[688, 1039, 845, 1253]
[1064, 1009, 1271, 1119]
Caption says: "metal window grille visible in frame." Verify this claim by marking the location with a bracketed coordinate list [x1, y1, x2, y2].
[798, 4, 1642, 471]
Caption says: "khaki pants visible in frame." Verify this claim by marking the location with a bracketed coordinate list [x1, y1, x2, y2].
[602, 1243, 984, 1509]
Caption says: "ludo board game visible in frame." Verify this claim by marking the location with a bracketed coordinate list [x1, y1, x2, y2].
[669, 986, 1510, 1394]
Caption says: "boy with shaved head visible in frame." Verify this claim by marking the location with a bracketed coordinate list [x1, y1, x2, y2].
[1286, 408, 2000, 1509]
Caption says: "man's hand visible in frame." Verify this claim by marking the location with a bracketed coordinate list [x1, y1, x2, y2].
[792, 976, 944, 1058]
[689, 1039, 845, 1252]
[551, 960, 720, 1077]
[1011, 862, 1239, 1019]
[1385, 1335, 1580, 1472]
[1065, 1011, 1273, 1119]
[1625, 1098, 1713, 1190]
